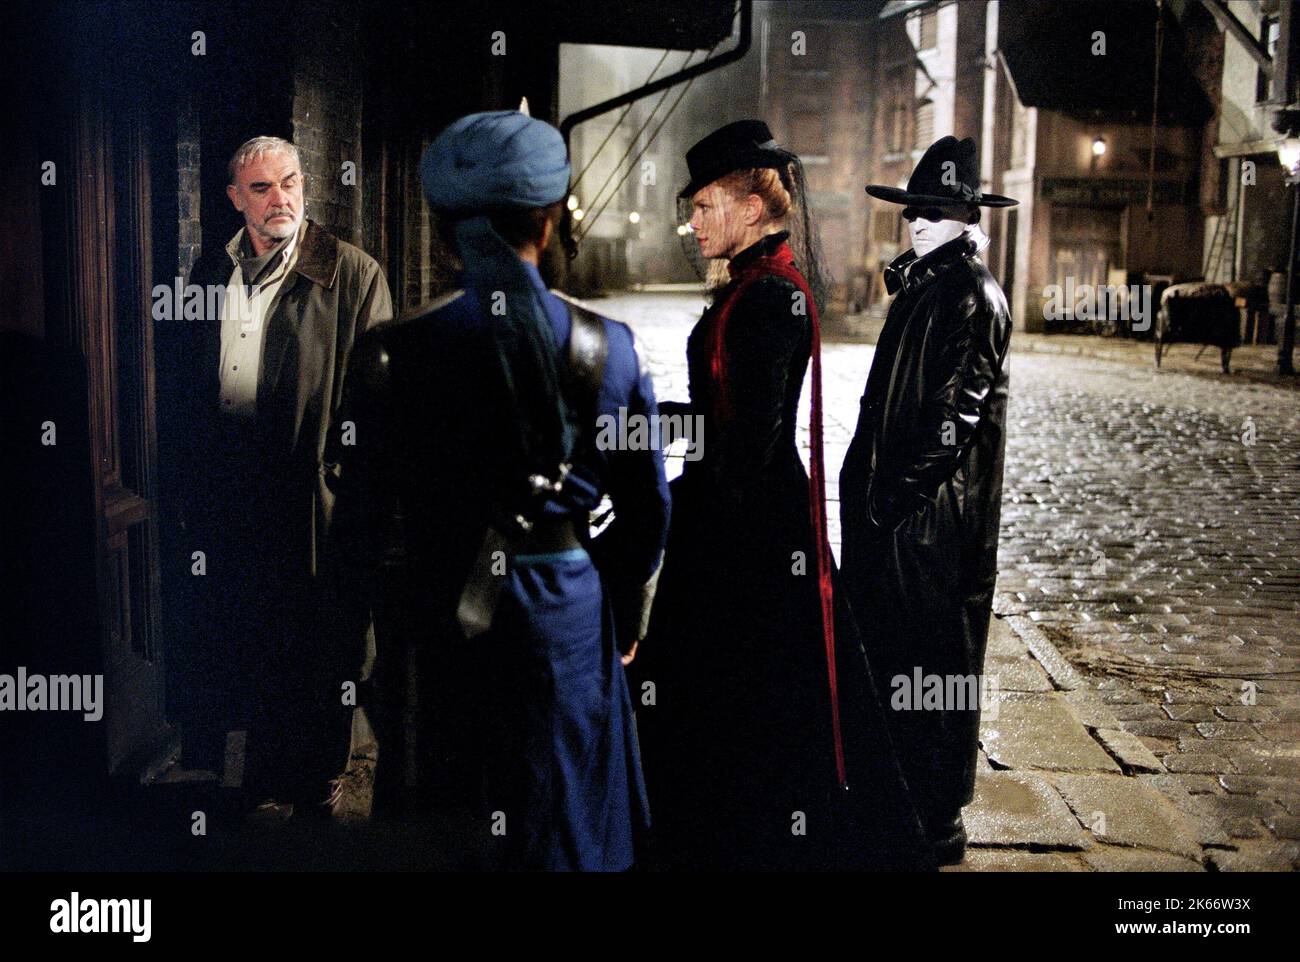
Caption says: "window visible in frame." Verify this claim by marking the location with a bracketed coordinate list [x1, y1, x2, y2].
[917, 8, 938, 51]
[873, 208, 899, 243]
[1010, 101, 1030, 169]
[884, 66, 911, 155]
[915, 99, 934, 150]
[889, 98, 908, 153]
[1257, 15, 1280, 103]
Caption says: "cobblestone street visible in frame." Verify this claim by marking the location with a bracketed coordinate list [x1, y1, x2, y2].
[598, 289, 1300, 871]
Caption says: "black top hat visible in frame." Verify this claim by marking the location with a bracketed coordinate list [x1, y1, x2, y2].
[866, 136, 1017, 208]
[679, 120, 797, 199]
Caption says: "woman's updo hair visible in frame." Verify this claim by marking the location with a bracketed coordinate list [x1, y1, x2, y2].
[715, 165, 793, 222]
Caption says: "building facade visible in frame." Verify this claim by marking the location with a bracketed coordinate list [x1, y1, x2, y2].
[862, 0, 1298, 336]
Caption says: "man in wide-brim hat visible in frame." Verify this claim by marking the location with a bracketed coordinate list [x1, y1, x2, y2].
[839, 136, 1017, 865]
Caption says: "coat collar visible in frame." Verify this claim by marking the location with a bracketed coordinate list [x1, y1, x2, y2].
[727, 230, 790, 276]
[257, 220, 339, 416]
[884, 225, 989, 296]
[290, 219, 341, 289]
[219, 218, 339, 289]
[225, 224, 298, 284]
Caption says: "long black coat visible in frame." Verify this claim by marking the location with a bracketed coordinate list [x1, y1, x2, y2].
[839, 230, 1011, 827]
[635, 232, 933, 871]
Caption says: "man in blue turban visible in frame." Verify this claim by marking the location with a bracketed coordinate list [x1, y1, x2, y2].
[332, 110, 671, 871]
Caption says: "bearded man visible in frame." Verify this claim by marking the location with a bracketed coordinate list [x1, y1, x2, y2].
[157, 136, 392, 815]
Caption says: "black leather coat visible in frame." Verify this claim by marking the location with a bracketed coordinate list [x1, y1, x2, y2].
[839, 228, 1011, 826]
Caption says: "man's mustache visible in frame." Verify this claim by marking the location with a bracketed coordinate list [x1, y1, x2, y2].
[265, 208, 296, 221]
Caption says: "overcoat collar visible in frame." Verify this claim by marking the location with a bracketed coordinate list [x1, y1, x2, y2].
[884, 225, 989, 296]
[290, 219, 341, 289]
[253, 219, 340, 416]
[727, 229, 791, 278]
[202, 219, 342, 426]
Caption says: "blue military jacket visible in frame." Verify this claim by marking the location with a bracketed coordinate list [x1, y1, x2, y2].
[332, 260, 670, 871]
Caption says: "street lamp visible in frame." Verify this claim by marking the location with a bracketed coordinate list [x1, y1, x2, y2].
[1279, 137, 1300, 181]
[1089, 136, 1106, 175]
[1277, 134, 1300, 376]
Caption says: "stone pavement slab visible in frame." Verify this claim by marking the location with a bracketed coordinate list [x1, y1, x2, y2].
[1092, 727, 1165, 773]
[984, 615, 1056, 692]
[981, 692, 1122, 773]
[946, 850, 1088, 872]
[1081, 847, 1204, 872]
[965, 771, 1093, 850]
[1206, 842, 1300, 872]
[1050, 773, 1203, 860]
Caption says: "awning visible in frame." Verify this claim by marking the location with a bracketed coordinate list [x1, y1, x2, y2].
[998, 0, 1211, 124]
[878, 0, 936, 20]
[551, 0, 736, 50]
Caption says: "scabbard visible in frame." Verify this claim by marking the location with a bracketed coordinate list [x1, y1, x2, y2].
[455, 525, 516, 640]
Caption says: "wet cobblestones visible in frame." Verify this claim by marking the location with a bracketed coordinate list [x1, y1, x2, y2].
[603, 290, 1300, 869]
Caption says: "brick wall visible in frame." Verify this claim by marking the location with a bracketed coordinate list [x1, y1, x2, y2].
[404, 145, 436, 308]
[763, 5, 877, 322]
[292, 1, 363, 247]
[177, 92, 201, 277]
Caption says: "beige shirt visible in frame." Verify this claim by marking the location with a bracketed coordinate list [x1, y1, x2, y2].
[218, 223, 303, 419]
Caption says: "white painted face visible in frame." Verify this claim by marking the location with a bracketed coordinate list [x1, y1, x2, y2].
[906, 206, 970, 259]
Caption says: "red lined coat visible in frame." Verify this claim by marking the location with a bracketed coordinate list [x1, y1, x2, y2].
[634, 231, 933, 870]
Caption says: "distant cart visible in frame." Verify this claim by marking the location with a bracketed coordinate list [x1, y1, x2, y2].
[1155, 282, 1240, 373]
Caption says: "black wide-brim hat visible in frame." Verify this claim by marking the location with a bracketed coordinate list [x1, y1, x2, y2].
[679, 119, 798, 199]
[866, 135, 1018, 208]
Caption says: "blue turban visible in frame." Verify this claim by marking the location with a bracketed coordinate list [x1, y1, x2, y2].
[419, 111, 578, 512]
[420, 110, 571, 212]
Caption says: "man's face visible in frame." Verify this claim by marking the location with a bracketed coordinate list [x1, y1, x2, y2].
[687, 183, 752, 260]
[226, 150, 305, 245]
[904, 205, 970, 258]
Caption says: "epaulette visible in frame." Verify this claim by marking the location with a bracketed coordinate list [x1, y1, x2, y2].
[550, 289, 649, 382]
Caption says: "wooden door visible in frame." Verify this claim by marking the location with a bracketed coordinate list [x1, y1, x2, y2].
[42, 83, 174, 778]
[1050, 205, 1123, 294]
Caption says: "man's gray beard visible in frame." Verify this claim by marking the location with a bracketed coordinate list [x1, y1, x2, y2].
[253, 212, 302, 242]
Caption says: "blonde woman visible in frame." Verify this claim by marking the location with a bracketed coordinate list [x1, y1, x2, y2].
[634, 121, 933, 871]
